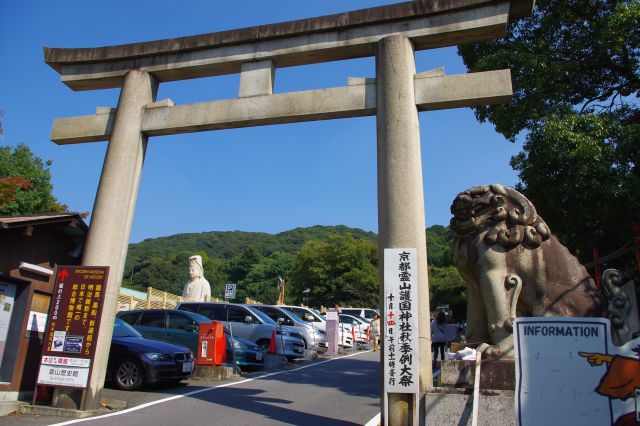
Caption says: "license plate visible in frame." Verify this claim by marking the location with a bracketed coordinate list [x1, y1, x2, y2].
[256, 352, 263, 361]
[182, 361, 193, 373]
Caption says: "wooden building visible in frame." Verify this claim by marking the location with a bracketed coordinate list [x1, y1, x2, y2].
[0, 213, 87, 401]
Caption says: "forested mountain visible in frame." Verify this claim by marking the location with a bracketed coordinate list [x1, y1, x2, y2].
[126, 225, 377, 265]
[123, 224, 466, 317]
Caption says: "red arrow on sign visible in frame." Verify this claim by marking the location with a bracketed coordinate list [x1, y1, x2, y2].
[58, 268, 69, 282]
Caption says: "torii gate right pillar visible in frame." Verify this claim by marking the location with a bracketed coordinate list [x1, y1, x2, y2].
[377, 35, 431, 425]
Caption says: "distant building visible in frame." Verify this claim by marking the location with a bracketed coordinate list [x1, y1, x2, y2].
[0, 213, 87, 402]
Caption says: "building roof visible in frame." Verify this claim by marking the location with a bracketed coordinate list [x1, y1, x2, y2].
[0, 213, 88, 233]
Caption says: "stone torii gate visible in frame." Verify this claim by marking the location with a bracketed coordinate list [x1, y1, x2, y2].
[44, 0, 533, 423]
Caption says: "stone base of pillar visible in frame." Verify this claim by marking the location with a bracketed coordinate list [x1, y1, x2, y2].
[423, 388, 515, 426]
[190, 365, 237, 380]
[439, 359, 515, 390]
[20, 404, 107, 419]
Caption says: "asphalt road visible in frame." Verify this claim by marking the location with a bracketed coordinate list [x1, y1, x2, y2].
[2, 350, 381, 426]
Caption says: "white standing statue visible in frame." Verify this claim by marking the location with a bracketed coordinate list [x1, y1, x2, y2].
[181, 255, 211, 302]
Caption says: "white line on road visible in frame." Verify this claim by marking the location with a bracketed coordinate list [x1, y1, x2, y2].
[50, 350, 373, 426]
[362, 366, 440, 426]
[364, 413, 380, 426]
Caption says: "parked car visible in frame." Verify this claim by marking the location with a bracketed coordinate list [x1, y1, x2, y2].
[249, 304, 327, 351]
[116, 309, 211, 353]
[225, 327, 264, 371]
[279, 305, 327, 331]
[116, 308, 265, 372]
[339, 314, 370, 345]
[177, 302, 305, 359]
[108, 318, 194, 391]
[282, 306, 353, 349]
[340, 308, 379, 322]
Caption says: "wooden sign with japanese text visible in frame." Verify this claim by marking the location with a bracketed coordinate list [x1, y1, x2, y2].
[383, 248, 419, 393]
[37, 266, 109, 388]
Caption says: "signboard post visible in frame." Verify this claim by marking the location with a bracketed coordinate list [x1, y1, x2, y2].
[383, 248, 419, 426]
[325, 309, 340, 356]
[224, 283, 236, 300]
[35, 266, 109, 409]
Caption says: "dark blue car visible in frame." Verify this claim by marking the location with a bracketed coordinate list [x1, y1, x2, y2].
[107, 318, 194, 390]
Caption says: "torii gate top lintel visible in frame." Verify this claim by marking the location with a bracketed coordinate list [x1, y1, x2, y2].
[44, 0, 534, 91]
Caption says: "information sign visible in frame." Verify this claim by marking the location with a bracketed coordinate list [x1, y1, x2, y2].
[515, 317, 640, 426]
[37, 266, 109, 389]
[224, 283, 236, 299]
[383, 248, 419, 393]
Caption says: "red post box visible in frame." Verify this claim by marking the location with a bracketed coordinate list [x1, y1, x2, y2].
[197, 321, 226, 366]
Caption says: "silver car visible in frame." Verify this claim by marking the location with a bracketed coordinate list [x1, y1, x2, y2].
[248, 304, 327, 352]
[176, 302, 304, 358]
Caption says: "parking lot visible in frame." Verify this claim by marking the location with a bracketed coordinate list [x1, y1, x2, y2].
[1, 349, 380, 426]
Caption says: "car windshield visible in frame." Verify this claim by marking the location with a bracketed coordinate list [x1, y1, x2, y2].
[245, 305, 277, 325]
[113, 318, 142, 338]
[281, 308, 305, 323]
[188, 311, 213, 324]
[344, 314, 367, 325]
[364, 310, 378, 319]
[286, 308, 320, 322]
[353, 315, 368, 325]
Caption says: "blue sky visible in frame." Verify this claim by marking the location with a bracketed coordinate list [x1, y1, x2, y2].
[1, 0, 522, 243]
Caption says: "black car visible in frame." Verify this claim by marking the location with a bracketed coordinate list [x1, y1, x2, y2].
[108, 318, 194, 390]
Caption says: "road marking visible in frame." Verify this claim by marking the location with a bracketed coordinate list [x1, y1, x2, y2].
[51, 350, 373, 425]
[365, 412, 380, 426]
[363, 368, 440, 426]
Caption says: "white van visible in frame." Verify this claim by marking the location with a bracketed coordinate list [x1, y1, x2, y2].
[341, 308, 379, 322]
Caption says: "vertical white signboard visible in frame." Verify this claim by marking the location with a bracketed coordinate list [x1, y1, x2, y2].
[383, 248, 419, 393]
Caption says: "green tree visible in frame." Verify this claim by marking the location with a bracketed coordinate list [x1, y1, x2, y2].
[426, 225, 455, 267]
[511, 113, 640, 258]
[458, 0, 640, 259]
[428, 266, 467, 319]
[287, 235, 379, 308]
[224, 246, 262, 284]
[242, 251, 295, 304]
[0, 143, 68, 215]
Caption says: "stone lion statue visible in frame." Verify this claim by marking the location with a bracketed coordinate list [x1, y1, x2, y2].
[450, 184, 603, 358]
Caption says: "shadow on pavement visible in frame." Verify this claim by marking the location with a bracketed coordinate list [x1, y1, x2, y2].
[189, 386, 362, 426]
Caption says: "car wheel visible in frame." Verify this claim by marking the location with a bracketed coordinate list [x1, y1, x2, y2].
[115, 358, 144, 391]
